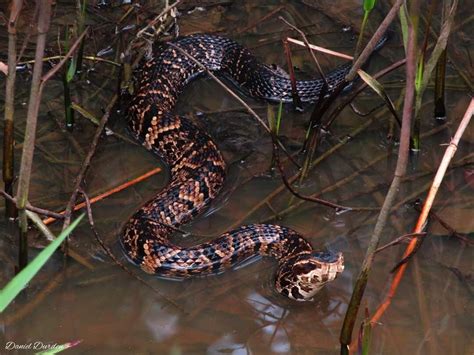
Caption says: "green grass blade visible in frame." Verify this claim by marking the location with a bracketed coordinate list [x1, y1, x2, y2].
[35, 340, 82, 355]
[399, 4, 409, 53]
[361, 320, 372, 355]
[0, 214, 84, 313]
[276, 100, 283, 135]
[415, 55, 424, 92]
[355, 0, 376, 59]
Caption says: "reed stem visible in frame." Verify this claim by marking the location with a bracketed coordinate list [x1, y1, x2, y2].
[3, 0, 23, 219]
[15, 0, 52, 270]
[339, 0, 418, 351]
[434, 49, 447, 120]
[370, 98, 474, 324]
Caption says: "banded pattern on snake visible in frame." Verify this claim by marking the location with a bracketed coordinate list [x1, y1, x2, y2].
[120, 34, 347, 301]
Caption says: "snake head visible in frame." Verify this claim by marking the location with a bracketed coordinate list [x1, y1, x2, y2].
[276, 251, 344, 301]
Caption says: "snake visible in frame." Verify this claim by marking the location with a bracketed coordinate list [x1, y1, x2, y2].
[120, 34, 351, 301]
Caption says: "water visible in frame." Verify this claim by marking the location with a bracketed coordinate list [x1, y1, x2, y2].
[0, 1, 473, 354]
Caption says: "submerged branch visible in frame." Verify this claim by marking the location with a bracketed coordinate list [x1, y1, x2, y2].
[61, 95, 118, 231]
[1, 189, 64, 219]
[43, 167, 162, 225]
[272, 142, 351, 212]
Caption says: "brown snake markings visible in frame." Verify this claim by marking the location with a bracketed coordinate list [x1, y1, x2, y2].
[120, 34, 346, 301]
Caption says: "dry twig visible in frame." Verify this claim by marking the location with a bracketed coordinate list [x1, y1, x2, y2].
[370, 98, 474, 324]
[61, 95, 117, 231]
[1, 189, 63, 219]
[43, 167, 162, 225]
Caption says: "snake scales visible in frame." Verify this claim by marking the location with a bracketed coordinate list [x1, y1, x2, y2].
[120, 34, 348, 301]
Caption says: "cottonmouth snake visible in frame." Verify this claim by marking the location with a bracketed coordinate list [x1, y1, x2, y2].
[120, 34, 349, 301]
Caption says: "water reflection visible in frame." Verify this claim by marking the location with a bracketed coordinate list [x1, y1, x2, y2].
[144, 303, 179, 343]
[247, 292, 290, 353]
[208, 334, 248, 354]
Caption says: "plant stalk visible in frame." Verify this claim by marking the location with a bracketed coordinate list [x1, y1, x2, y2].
[434, 48, 447, 120]
[3, 0, 23, 218]
[339, 0, 419, 351]
[370, 98, 474, 324]
[15, 0, 52, 270]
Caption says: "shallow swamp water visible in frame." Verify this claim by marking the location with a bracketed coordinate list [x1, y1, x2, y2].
[0, 0, 473, 354]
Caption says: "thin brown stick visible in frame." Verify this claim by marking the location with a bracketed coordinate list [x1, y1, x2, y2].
[3, 0, 23, 218]
[282, 39, 302, 110]
[272, 142, 351, 211]
[42, 167, 162, 225]
[15, 0, 52, 270]
[279, 16, 328, 85]
[286, 37, 353, 60]
[371, 98, 474, 324]
[0, 189, 64, 219]
[61, 95, 118, 231]
[14, 20, 87, 267]
[416, 206, 472, 246]
[375, 232, 427, 254]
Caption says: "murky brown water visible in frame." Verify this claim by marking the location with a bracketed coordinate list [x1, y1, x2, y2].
[1, 1, 473, 354]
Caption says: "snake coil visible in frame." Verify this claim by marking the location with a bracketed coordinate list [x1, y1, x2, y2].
[120, 34, 348, 301]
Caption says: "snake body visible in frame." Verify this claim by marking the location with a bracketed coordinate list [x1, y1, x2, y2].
[120, 34, 346, 301]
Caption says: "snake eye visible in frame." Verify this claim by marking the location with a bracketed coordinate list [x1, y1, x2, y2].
[311, 250, 340, 263]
